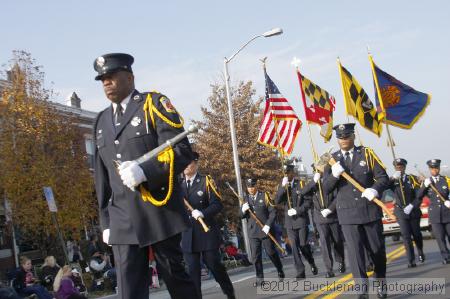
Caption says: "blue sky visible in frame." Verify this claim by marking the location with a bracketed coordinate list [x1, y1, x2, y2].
[1, 0, 449, 174]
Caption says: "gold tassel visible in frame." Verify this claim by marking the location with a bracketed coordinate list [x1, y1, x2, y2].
[140, 147, 175, 206]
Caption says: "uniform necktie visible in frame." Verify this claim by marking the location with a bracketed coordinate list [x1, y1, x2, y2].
[187, 180, 191, 193]
[344, 151, 351, 169]
[115, 104, 123, 126]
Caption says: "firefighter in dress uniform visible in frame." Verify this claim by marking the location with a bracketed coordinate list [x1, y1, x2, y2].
[417, 159, 450, 264]
[275, 163, 318, 280]
[301, 164, 345, 278]
[241, 178, 285, 287]
[93, 53, 198, 299]
[387, 158, 425, 267]
[181, 152, 235, 299]
[323, 123, 389, 299]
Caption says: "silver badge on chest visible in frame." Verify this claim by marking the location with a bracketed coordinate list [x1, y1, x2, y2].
[359, 161, 366, 167]
[131, 116, 141, 127]
[197, 191, 204, 196]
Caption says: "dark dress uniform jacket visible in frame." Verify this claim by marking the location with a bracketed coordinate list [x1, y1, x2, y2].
[301, 179, 338, 224]
[417, 176, 450, 224]
[94, 90, 192, 246]
[387, 175, 422, 220]
[181, 174, 223, 253]
[242, 192, 277, 239]
[323, 146, 389, 225]
[275, 180, 312, 229]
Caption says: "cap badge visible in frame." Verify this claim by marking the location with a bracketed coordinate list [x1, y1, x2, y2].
[338, 124, 345, 130]
[432, 159, 436, 163]
[131, 116, 141, 127]
[133, 95, 140, 101]
[96, 56, 105, 68]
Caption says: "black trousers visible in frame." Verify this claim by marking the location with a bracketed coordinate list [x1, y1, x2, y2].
[249, 237, 283, 279]
[112, 234, 198, 299]
[286, 227, 315, 276]
[316, 222, 345, 272]
[398, 217, 424, 262]
[184, 249, 235, 299]
[341, 220, 386, 293]
[431, 222, 450, 259]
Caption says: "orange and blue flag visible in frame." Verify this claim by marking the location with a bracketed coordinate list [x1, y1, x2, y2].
[371, 58, 431, 129]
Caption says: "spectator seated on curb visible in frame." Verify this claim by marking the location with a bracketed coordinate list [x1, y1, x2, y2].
[40, 256, 60, 291]
[53, 265, 87, 299]
[224, 242, 251, 266]
[13, 256, 53, 299]
[88, 251, 116, 291]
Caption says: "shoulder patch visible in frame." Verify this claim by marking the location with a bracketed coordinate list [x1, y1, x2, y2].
[160, 96, 176, 113]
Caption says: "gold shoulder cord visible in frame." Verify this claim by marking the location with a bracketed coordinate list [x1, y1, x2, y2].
[364, 147, 386, 171]
[265, 192, 275, 207]
[409, 175, 420, 188]
[206, 175, 222, 200]
[139, 93, 184, 206]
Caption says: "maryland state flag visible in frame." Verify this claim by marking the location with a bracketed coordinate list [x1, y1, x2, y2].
[296, 70, 335, 142]
[369, 55, 431, 129]
[338, 60, 383, 137]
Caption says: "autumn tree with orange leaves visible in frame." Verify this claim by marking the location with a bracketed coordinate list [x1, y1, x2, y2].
[0, 51, 96, 256]
[191, 81, 283, 229]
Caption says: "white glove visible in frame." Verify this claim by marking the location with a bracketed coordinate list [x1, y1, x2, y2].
[287, 208, 297, 216]
[403, 204, 414, 215]
[313, 172, 321, 183]
[321, 208, 332, 218]
[118, 161, 147, 190]
[282, 177, 289, 187]
[241, 202, 250, 213]
[191, 209, 204, 220]
[331, 162, 345, 178]
[392, 171, 402, 180]
[444, 200, 450, 209]
[102, 229, 110, 245]
[424, 178, 431, 188]
[361, 188, 378, 201]
[262, 225, 270, 235]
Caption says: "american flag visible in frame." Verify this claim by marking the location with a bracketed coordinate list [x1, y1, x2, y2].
[258, 71, 302, 155]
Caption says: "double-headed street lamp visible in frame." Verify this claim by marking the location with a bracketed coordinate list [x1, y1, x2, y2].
[223, 28, 283, 256]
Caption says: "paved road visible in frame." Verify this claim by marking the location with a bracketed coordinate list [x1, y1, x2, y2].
[102, 234, 450, 298]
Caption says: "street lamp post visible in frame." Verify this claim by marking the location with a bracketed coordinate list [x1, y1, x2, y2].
[223, 28, 283, 257]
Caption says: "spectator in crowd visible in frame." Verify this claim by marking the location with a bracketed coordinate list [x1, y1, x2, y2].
[89, 251, 117, 290]
[40, 256, 60, 290]
[53, 265, 87, 299]
[87, 234, 102, 258]
[14, 256, 53, 299]
[224, 242, 251, 266]
[69, 269, 86, 294]
[67, 238, 83, 263]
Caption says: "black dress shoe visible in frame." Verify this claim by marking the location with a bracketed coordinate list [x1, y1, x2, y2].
[338, 262, 346, 273]
[253, 279, 263, 287]
[357, 294, 369, 299]
[311, 263, 318, 275]
[407, 262, 417, 268]
[366, 263, 374, 272]
[418, 254, 425, 263]
[296, 273, 306, 280]
[325, 271, 335, 278]
[377, 286, 387, 298]
[278, 270, 285, 280]
[442, 258, 450, 265]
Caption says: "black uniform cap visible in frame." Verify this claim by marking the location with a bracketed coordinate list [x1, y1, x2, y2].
[246, 178, 257, 187]
[426, 159, 441, 168]
[192, 151, 200, 161]
[94, 53, 134, 80]
[393, 158, 407, 166]
[333, 123, 355, 139]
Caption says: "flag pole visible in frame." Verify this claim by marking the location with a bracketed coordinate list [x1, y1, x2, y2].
[368, 50, 407, 206]
[293, 58, 325, 207]
[262, 58, 293, 209]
